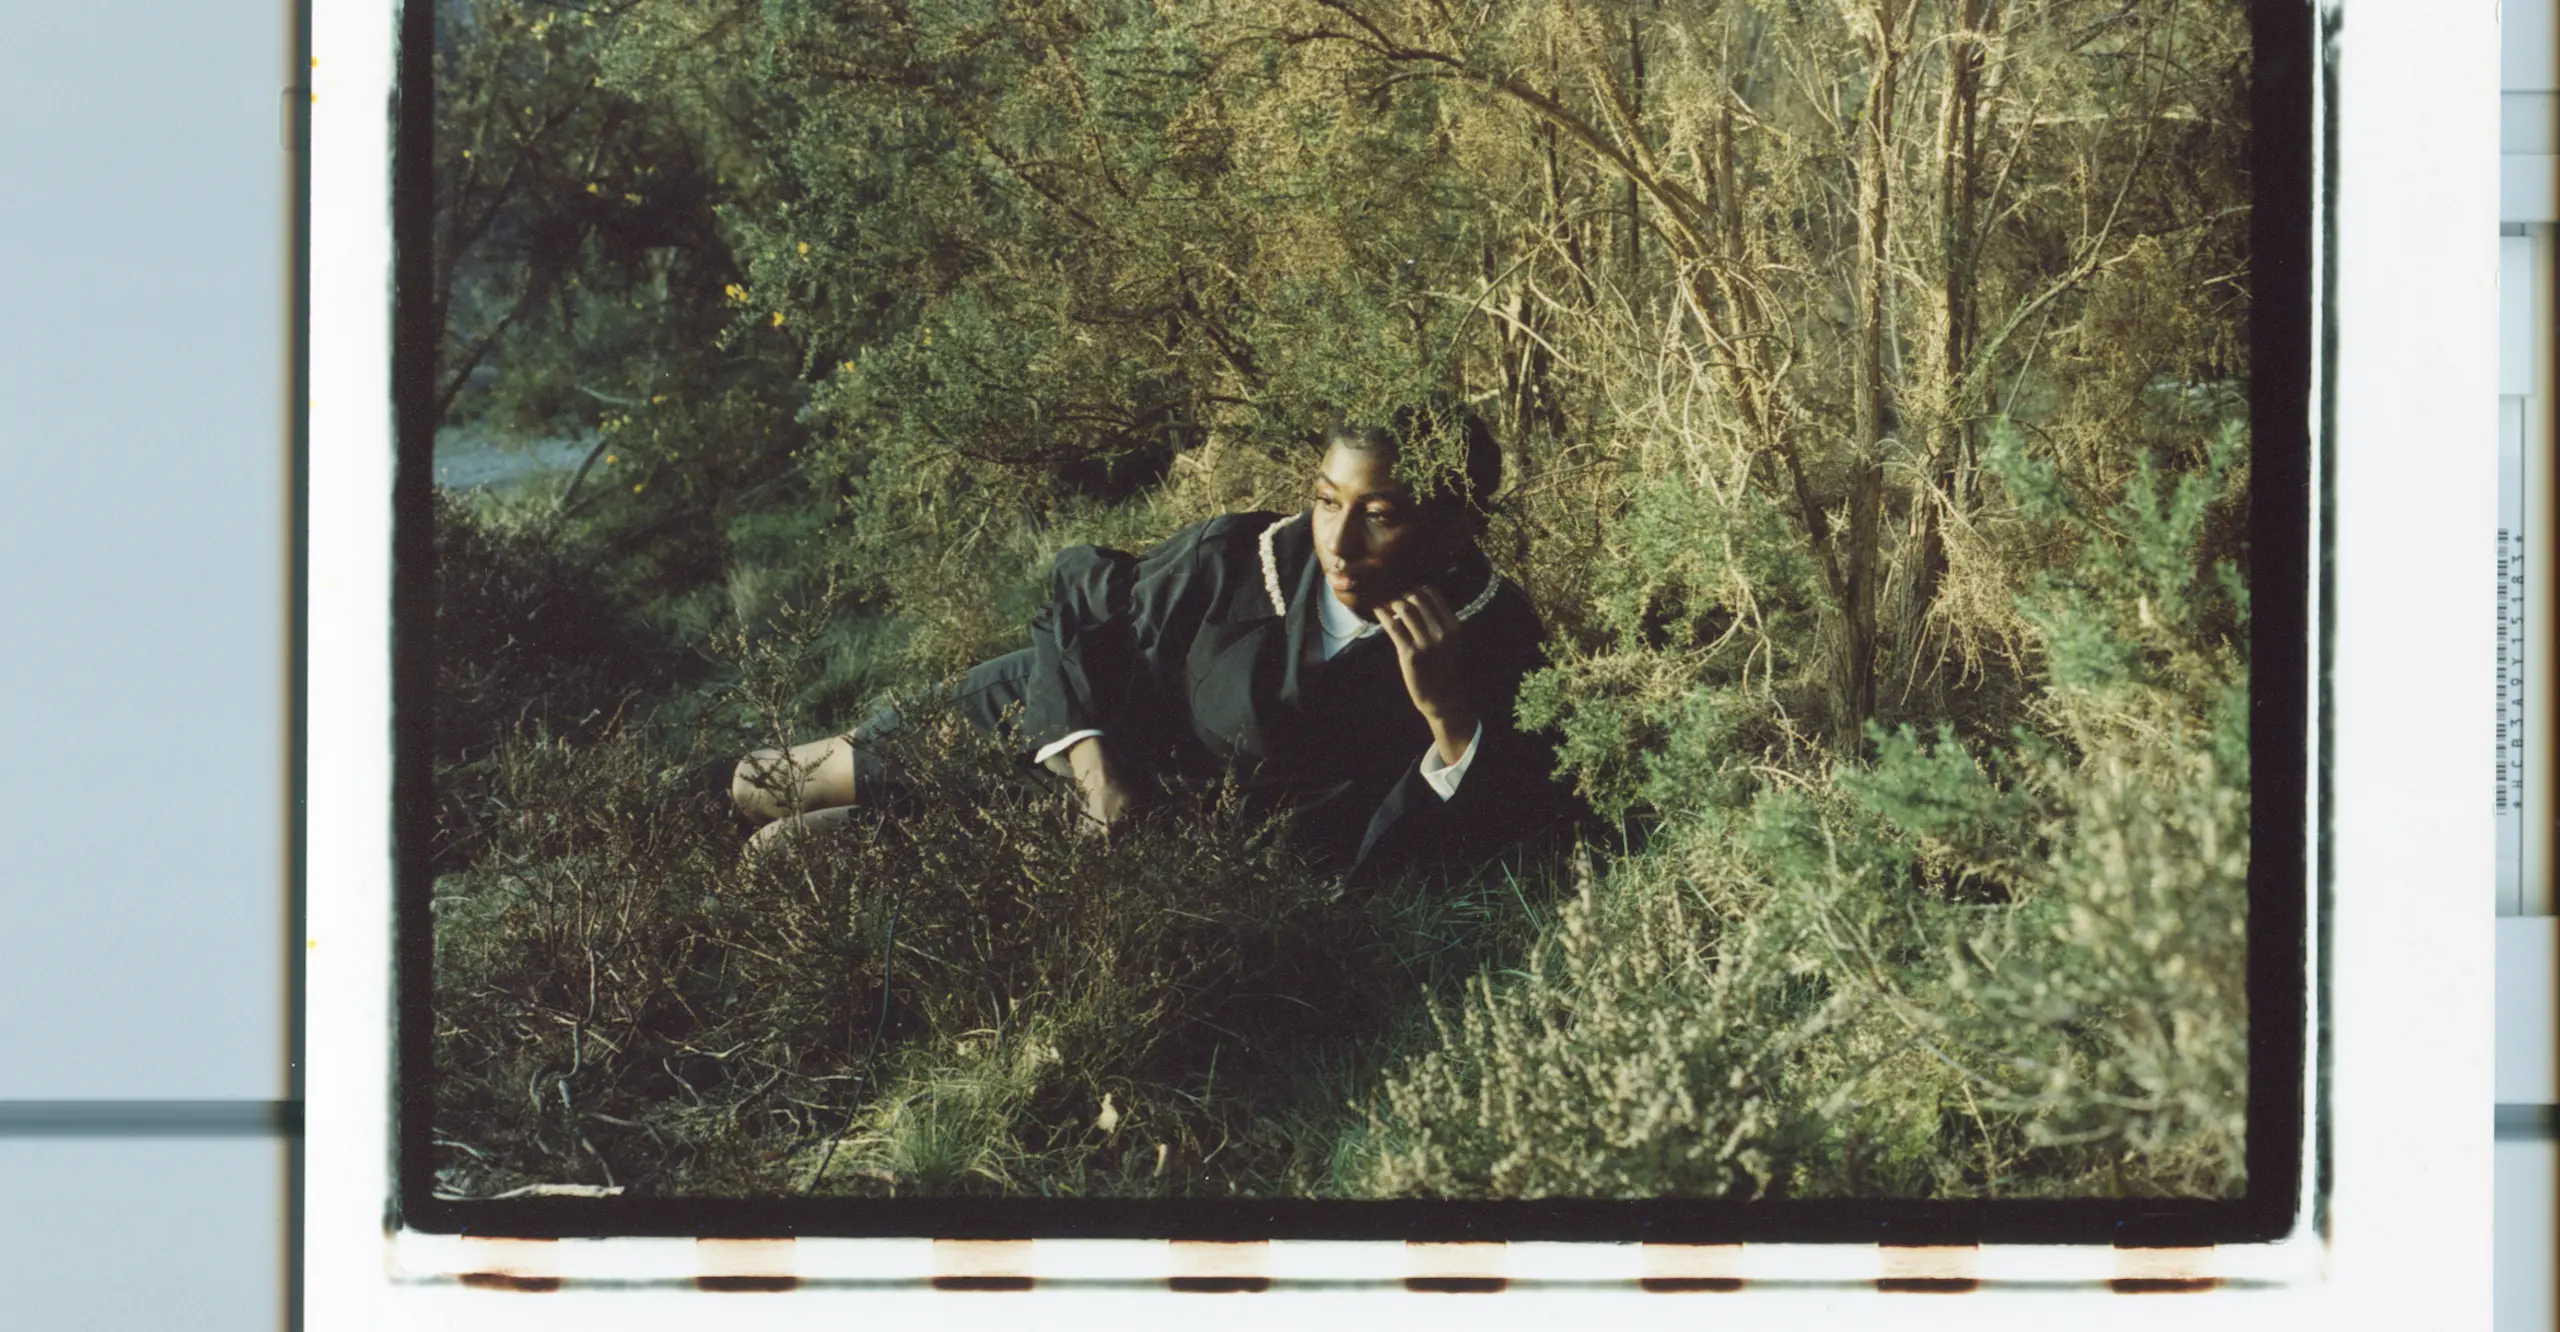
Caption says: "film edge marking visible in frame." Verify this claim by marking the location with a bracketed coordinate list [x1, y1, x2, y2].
[2112, 1244, 2219, 1293]
[1640, 1242, 1745, 1293]
[697, 1237, 798, 1292]
[932, 1238, 1035, 1292]
[455, 1236, 558, 1292]
[1877, 1242, 1980, 1294]
[1405, 1240, 1506, 1293]
[1169, 1239, 1272, 1293]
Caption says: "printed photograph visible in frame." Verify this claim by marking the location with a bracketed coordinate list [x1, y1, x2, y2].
[420, 0, 2268, 1206]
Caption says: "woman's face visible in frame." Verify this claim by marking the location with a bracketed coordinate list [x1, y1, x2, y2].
[1309, 442, 1452, 617]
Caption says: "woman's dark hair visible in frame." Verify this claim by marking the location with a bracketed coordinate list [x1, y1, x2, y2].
[1321, 399, 1502, 526]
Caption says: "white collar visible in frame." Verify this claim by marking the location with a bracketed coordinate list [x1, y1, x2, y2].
[1316, 582, 1380, 643]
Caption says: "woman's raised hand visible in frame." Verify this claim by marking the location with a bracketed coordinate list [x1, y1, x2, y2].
[1376, 586, 1478, 766]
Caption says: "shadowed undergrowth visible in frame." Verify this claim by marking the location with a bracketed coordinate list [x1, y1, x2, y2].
[430, 693, 1573, 1198]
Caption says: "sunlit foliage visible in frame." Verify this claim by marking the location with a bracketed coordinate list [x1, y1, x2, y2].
[429, 0, 2255, 1199]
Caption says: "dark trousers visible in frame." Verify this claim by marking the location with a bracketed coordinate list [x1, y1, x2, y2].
[846, 648, 1057, 786]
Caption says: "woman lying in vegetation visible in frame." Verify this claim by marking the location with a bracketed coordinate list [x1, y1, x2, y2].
[730, 405, 1567, 878]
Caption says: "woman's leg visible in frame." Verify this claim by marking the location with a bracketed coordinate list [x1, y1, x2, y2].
[729, 733, 863, 825]
[730, 649, 1040, 826]
[742, 802, 866, 860]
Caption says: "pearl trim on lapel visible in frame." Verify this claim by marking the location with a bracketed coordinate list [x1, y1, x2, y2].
[1259, 511, 1301, 618]
[1258, 510, 1501, 622]
[1450, 559, 1500, 621]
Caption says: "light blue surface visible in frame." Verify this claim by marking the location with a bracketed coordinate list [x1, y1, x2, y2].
[2500, 1135, 2558, 1332]
[0, 4, 290, 1097]
[0, 1138, 286, 1330]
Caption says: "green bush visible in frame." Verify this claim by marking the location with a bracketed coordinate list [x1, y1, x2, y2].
[427, 0, 2257, 1202]
[1354, 424, 2249, 1200]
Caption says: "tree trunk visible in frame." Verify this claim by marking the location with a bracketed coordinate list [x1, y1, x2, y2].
[1893, 0, 1995, 697]
[1841, 0, 1906, 748]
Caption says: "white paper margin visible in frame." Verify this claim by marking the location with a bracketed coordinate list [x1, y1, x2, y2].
[304, 0, 2494, 1325]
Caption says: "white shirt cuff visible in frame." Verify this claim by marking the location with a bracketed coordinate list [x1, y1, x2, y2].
[1417, 721, 1484, 801]
[1034, 729, 1104, 770]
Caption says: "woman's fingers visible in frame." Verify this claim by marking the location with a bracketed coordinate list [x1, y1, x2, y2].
[1411, 590, 1456, 639]
[1375, 599, 1418, 652]
[1377, 590, 1471, 730]
[1378, 591, 1455, 647]
[1414, 584, 1457, 629]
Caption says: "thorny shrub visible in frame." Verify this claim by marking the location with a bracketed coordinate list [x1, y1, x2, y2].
[1355, 425, 2249, 1199]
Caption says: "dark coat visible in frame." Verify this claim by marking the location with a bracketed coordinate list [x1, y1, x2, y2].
[1018, 508, 1565, 877]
